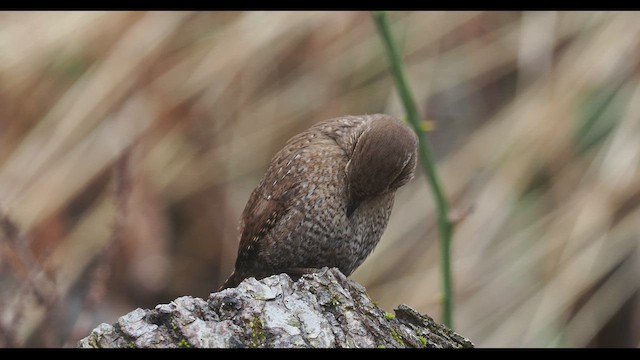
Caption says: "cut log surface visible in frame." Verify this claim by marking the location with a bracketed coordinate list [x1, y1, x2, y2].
[78, 268, 473, 348]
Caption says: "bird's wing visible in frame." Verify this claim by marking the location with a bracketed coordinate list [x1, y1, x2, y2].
[234, 142, 309, 275]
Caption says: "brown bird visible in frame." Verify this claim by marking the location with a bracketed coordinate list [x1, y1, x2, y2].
[220, 114, 418, 290]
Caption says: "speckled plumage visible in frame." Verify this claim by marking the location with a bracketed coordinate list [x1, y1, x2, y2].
[220, 114, 418, 289]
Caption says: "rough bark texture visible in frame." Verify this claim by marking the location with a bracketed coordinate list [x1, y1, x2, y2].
[78, 268, 473, 348]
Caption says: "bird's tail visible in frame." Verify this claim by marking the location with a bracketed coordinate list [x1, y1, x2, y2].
[218, 271, 242, 291]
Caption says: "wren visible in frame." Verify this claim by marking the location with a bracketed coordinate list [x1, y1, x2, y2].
[220, 114, 418, 289]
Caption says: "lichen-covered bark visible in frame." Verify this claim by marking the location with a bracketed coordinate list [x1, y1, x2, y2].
[78, 268, 473, 348]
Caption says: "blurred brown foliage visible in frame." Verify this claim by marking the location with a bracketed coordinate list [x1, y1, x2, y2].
[0, 11, 639, 347]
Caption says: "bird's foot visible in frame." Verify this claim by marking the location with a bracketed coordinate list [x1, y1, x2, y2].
[283, 267, 324, 281]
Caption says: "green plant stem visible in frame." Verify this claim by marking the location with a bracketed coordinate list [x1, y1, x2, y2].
[372, 11, 455, 329]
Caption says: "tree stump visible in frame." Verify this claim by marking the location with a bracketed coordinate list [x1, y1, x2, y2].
[78, 268, 473, 348]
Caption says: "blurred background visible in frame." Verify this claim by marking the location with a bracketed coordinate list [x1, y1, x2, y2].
[0, 11, 639, 348]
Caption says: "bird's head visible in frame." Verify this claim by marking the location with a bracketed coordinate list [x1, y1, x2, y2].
[345, 114, 418, 216]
